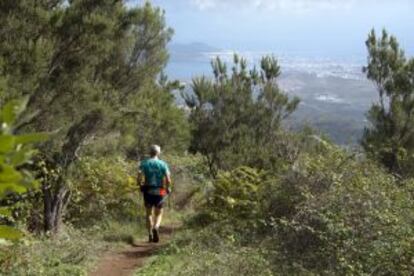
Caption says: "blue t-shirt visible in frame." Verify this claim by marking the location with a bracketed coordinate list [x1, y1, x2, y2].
[139, 158, 170, 191]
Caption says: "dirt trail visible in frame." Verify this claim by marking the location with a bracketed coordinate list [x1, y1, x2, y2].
[89, 226, 176, 276]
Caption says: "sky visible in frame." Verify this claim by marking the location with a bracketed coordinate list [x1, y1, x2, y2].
[129, 0, 414, 57]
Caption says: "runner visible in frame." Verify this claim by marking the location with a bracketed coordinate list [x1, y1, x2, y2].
[137, 145, 171, 243]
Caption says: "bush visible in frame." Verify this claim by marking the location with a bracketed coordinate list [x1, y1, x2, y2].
[66, 156, 140, 226]
[207, 167, 264, 221]
[193, 139, 414, 274]
[266, 145, 414, 275]
[162, 154, 208, 211]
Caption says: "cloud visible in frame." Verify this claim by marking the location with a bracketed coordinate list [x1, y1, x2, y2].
[190, 0, 357, 12]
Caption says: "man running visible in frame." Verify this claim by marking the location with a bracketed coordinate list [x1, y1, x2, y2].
[137, 145, 171, 243]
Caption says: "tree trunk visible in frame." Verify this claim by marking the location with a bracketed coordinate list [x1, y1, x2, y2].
[43, 110, 103, 234]
[43, 182, 70, 233]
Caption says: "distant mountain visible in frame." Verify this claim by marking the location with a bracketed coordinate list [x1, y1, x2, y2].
[168, 42, 220, 62]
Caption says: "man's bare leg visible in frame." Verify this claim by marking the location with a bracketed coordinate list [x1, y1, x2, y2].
[152, 207, 163, 243]
[154, 207, 164, 230]
[145, 206, 154, 241]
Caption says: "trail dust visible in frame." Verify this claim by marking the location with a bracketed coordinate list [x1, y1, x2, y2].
[89, 225, 176, 276]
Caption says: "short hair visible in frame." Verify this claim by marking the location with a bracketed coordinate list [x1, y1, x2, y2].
[149, 145, 161, 157]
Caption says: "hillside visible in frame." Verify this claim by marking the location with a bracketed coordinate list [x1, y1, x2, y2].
[1, 2, 414, 275]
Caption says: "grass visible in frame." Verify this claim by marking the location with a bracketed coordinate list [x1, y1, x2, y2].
[135, 218, 274, 276]
[0, 220, 147, 276]
[0, 207, 191, 276]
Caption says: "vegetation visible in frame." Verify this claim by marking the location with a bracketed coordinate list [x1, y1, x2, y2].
[0, 0, 188, 234]
[0, 221, 146, 275]
[139, 30, 414, 275]
[139, 136, 414, 275]
[0, 99, 47, 241]
[184, 55, 299, 176]
[0, 0, 413, 274]
[362, 29, 414, 178]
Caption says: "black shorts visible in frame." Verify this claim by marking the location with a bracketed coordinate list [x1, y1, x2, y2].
[143, 192, 165, 208]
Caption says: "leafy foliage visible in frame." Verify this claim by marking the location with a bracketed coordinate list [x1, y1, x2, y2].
[207, 167, 265, 222]
[120, 79, 191, 159]
[66, 156, 139, 225]
[0, 99, 47, 240]
[0, 0, 185, 233]
[266, 144, 413, 274]
[194, 138, 414, 274]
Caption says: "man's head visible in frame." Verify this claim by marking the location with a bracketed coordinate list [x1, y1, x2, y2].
[149, 145, 161, 157]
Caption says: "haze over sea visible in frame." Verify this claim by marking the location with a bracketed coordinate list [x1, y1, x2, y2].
[166, 45, 366, 81]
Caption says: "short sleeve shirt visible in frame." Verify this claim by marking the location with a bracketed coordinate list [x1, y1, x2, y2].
[139, 158, 170, 188]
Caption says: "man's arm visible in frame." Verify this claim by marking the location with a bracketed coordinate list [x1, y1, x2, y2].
[165, 171, 171, 185]
[164, 166, 172, 193]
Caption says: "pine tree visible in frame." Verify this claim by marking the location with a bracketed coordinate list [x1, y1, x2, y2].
[184, 54, 299, 176]
[362, 29, 414, 177]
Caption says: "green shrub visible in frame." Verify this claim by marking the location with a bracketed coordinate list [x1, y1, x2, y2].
[207, 167, 265, 221]
[163, 154, 208, 210]
[268, 145, 414, 275]
[66, 156, 140, 225]
[192, 140, 414, 274]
